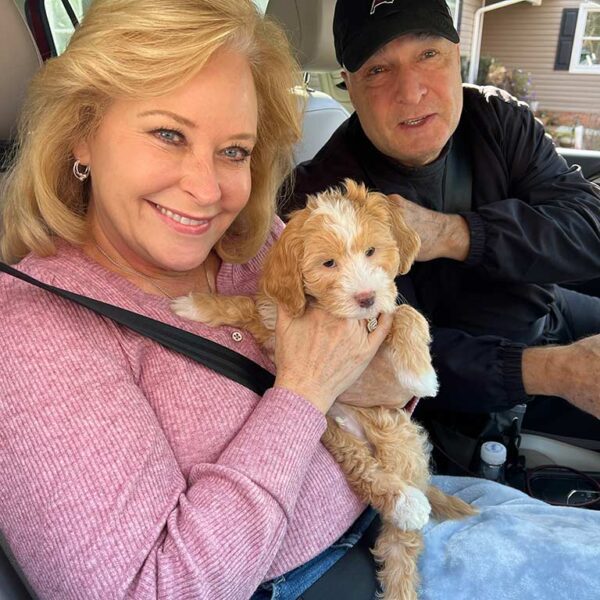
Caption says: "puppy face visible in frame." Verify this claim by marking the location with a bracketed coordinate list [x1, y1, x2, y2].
[264, 180, 421, 321]
[301, 187, 400, 319]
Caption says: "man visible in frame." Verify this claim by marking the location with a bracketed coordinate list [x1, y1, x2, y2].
[284, 0, 600, 448]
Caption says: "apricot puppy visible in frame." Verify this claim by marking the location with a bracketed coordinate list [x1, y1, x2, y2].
[173, 179, 475, 600]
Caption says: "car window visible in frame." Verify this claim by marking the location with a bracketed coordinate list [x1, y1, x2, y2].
[45, 0, 92, 55]
[18, 0, 91, 56]
[253, 0, 269, 15]
[23, 0, 269, 57]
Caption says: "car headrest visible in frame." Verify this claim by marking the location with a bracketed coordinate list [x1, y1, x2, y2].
[266, 0, 340, 73]
[0, 1, 42, 140]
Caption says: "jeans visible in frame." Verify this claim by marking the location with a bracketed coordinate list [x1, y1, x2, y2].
[250, 507, 377, 600]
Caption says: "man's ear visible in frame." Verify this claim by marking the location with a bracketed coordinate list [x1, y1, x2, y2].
[454, 43, 463, 78]
[261, 210, 308, 317]
[341, 70, 353, 98]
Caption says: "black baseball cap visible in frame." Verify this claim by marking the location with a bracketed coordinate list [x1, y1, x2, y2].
[334, 0, 460, 72]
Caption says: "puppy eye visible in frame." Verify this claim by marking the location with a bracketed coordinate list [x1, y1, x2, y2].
[323, 259, 336, 268]
[365, 247, 376, 257]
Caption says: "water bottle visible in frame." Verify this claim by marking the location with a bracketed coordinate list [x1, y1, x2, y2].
[480, 441, 507, 482]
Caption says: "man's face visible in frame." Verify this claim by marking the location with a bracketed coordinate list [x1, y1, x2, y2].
[342, 33, 463, 167]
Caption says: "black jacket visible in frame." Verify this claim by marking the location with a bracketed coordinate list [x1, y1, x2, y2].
[284, 85, 600, 412]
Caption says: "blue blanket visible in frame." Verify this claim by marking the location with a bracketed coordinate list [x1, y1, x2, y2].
[420, 476, 600, 600]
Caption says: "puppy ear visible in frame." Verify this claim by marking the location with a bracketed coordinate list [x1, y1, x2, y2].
[261, 210, 308, 317]
[385, 199, 421, 275]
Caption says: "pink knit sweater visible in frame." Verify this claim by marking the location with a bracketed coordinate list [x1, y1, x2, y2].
[0, 222, 364, 599]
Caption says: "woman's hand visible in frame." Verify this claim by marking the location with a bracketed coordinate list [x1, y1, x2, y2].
[273, 306, 393, 414]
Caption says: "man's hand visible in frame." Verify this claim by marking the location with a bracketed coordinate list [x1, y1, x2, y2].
[388, 194, 470, 262]
[522, 334, 600, 419]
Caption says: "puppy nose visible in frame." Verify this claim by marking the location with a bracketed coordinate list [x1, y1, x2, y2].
[355, 292, 375, 308]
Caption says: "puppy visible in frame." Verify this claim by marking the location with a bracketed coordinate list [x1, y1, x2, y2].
[172, 179, 475, 600]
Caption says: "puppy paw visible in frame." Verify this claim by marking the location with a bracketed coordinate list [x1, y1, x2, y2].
[171, 294, 204, 322]
[391, 486, 431, 531]
[396, 367, 439, 400]
[414, 367, 439, 399]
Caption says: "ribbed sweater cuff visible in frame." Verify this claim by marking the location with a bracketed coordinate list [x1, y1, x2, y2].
[500, 341, 529, 404]
[461, 211, 486, 267]
[218, 387, 327, 516]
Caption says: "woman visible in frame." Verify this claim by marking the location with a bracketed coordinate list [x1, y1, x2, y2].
[0, 0, 393, 597]
[1, 1, 600, 600]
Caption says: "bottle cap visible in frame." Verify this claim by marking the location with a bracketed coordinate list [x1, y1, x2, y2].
[480, 441, 507, 466]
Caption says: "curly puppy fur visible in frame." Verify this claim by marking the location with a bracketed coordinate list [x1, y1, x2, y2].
[172, 180, 476, 599]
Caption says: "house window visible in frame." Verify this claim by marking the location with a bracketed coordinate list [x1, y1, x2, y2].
[570, 3, 600, 73]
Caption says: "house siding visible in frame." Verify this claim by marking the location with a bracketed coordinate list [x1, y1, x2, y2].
[458, 0, 485, 59]
[480, 0, 600, 113]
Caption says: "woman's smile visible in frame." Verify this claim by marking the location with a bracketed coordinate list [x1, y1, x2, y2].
[149, 200, 213, 235]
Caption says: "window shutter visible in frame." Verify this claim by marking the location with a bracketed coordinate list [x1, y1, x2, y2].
[554, 8, 579, 70]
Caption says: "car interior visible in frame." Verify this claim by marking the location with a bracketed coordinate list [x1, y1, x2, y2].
[1, 0, 599, 598]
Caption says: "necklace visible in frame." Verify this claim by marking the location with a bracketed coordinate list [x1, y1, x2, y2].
[94, 244, 213, 300]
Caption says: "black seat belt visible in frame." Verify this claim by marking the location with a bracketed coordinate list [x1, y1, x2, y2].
[443, 120, 473, 214]
[0, 262, 275, 395]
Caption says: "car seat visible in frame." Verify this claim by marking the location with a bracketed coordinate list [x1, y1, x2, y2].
[0, 0, 41, 177]
[265, 0, 350, 165]
[0, 2, 41, 598]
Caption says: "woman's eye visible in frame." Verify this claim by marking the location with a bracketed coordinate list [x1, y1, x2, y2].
[365, 247, 375, 257]
[223, 146, 252, 162]
[323, 259, 336, 268]
[153, 128, 185, 145]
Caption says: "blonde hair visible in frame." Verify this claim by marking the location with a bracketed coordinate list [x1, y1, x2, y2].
[0, 0, 303, 263]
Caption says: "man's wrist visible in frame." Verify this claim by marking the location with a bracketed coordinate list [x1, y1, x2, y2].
[522, 345, 562, 397]
[441, 214, 470, 262]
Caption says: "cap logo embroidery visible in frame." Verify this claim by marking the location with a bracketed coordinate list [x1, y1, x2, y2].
[370, 0, 395, 15]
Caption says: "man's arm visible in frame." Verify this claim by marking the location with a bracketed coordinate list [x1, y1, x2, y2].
[420, 326, 600, 419]
[390, 105, 600, 283]
[388, 194, 470, 262]
[522, 335, 600, 419]
[474, 105, 600, 283]
[423, 327, 528, 412]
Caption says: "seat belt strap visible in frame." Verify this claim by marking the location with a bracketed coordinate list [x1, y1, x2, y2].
[443, 121, 473, 214]
[0, 262, 275, 396]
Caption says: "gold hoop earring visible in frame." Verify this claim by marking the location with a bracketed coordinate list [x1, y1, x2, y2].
[73, 160, 90, 182]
